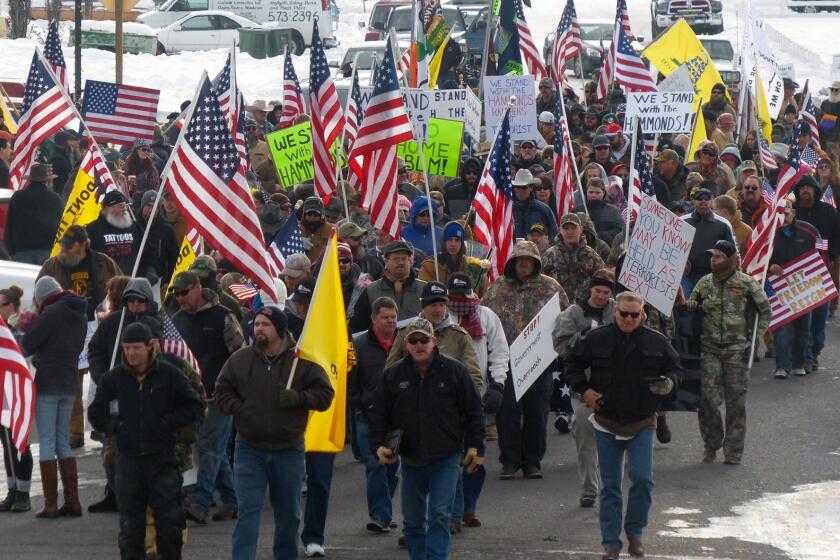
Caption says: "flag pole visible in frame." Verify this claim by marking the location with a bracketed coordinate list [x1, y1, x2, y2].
[335, 51, 362, 221]
[477, 0, 494, 100]
[576, 54, 587, 107]
[625, 115, 640, 246]
[555, 81, 588, 217]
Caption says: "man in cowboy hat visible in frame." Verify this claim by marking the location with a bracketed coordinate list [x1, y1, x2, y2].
[4, 163, 64, 265]
[246, 100, 275, 136]
[512, 169, 557, 240]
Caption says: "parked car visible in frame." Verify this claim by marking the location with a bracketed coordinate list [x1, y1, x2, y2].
[788, 0, 840, 12]
[0, 259, 41, 311]
[362, 0, 412, 42]
[699, 36, 740, 93]
[156, 10, 259, 54]
[542, 19, 645, 80]
[386, 4, 466, 43]
[650, 0, 723, 38]
[332, 40, 410, 81]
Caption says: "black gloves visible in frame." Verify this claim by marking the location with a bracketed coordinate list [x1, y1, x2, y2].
[482, 382, 505, 414]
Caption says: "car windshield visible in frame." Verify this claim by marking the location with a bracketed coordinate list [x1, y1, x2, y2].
[700, 40, 734, 61]
[342, 47, 386, 70]
[579, 23, 614, 41]
[389, 6, 463, 33]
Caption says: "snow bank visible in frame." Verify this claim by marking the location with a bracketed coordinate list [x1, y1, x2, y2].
[80, 20, 157, 36]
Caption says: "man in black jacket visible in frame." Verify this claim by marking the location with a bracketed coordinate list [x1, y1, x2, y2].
[680, 185, 736, 296]
[137, 191, 178, 288]
[349, 296, 400, 533]
[368, 317, 485, 560]
[565, 292, 681, 560]
[4, 163, 64, 264]
[88, 322, 204, 560]
[86, 191, 148, 277]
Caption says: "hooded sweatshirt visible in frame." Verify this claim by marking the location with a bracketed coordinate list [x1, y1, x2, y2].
[401, 197, 444, 257]
[444, 157, 482, 219]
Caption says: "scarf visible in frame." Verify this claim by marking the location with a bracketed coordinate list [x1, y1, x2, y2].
[711, 255, 737, 282]
[448, 295, 484, 340]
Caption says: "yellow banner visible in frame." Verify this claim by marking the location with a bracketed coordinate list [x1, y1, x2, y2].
[302, 233, 349, 453]
[687, 108, 707, 164]
[0, 95, 17, 134]
[50, 169, 101, 257]
[170, 234, 197, 285]
[754, 67, 774, 144]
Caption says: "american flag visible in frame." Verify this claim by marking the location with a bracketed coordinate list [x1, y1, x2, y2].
[44, 20, 69, 93]
[472, 108, 513, 281]
[616, 0, 635, 42]
[345, 73, 365, 191]
[761, 178, 775, 206]
[765, 249, 837, 330]
[0, 316, 35, 451]
[550, 0, 581, 86]
[801, 145, 821, 167]
[514, 0, 547, 78]
[211, 48, 236, 126]
[79, 141, 118, 200]
[280, 46, 306, 129]
[347, 37, 414, 239]
[627, 119, 657, 220]
[8, 51, 76, 191]
[185, 226, 201, 253]
[552, 88, 575, 219]
[743, 121, 811, 281]
[233, 94, 248, 170]
[822, 185, 837, 209]
[162, 74, 277, 301]
[309, 18, 346, 198]
[595, 38, 614, 100]
[161, 314, 201, 377]
[758, 134, 778, 171]
[268, 211, 306, 273]
[229, 282, 259, 302]
[81, 80, 160, 145]
[612, 21, 656, 92]
[799, 85, 821, 149]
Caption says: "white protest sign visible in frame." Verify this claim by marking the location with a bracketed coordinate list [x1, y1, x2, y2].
[359, 86, 475, 141]
[617, 193, 696, 316]
[624, 91, 695, 134]
[510, 294, 561, 402]
[483, 75, 538, 141]
[657, 65, 695, 93]
[464, 87, 482, 140]
[78, 320, 97, 370]
[360, 86, 430, 138]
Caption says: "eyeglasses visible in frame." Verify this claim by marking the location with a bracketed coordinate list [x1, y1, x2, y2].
[125, 296, 147, 304]
[535, 186, 550, 191]
[743, 186, 759, 191]
[817, 163, 832, 169]
[521, 144, 535, 149]
[138, 147, 150, 152]
[700, 150, 716, 157]
[173, 288, 191, 297]
[595, 146, 609, 151]
[246, 126, 257, 131]
[618, 310, 641, 318]
[406, 335, 431, 345]
[513, 185, 530, 190]
[416, 211, 430, 216]
[338, 258, 351, 265]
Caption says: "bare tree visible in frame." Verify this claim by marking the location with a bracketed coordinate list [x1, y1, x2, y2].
[8, 0, 32, 39]
[46, 0, 62, 23]
[84, 0, 94, 19]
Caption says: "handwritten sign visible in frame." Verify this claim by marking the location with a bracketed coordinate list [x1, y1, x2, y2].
[657, 64, 695, 93]
[509, 294, 561, 401]
[766, 250, 838, 331]
[358, 86, 476, 141]
[483, 75, 538, 141]
[617, 194, 696, 316]
[464, 87, 482, 140]
[266, 122, 346, 187]
[397, 118, 464, 178]
[624, 91, 694, 134]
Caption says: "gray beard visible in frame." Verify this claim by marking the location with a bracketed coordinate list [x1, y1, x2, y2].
[830, 92, 840, 103]
[57, 251, 84, 268]
[106, 212, 134, 229]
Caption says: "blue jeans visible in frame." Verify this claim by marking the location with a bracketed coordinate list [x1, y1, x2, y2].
[806, 302, 829, 361]
[451, 465, 486, 521]
[402, 455, 461, 560]
[35, 393, 75, 460]
[773, 312, 811, 371]
[301, 452, 336, 547]
[355, 419, 399, 525]
[595, 427, 655, 552]
[232, 441, 305, 560]
[193, 401, 236, 510]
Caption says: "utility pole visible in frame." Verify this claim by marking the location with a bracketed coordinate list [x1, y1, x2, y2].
[115, 0, 123, 84]
[74, 0, 82, 101]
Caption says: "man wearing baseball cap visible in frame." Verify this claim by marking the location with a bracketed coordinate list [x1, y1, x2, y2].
[85, 191, 151, 278]
[338, 220, 384, 280]
[542, 213, 606, 302]
[590, 135, 616, 171]
[680, 182, 737, 296]
[604, 123, 630, 165]
[653, 149, 690, 202]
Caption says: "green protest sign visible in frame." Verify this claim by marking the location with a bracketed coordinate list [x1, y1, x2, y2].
[267, 122, 346, 188]
[397, 117, 463, 178]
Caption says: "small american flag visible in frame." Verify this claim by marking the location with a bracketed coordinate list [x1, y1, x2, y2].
[229, 282, 259, 302]
[1, 317, 36, 451]
[514, 0, 547, 78]
[799, 85, 821, 149]
[758, 134, 778, 171]
[765, 249, 837, 330]
[816, 236, 829, 251]
[628, 120, 657, 220]
[309, 18, 346, 198]
[612, 21, 656, 92]
[8, 51, 76, 190]
[801, 145, 820, 167]
[81, 79, 160, 145]
[280, 46, 306, 129]
[552, 88, 575, 219]
[44, 20, 69, 93]
[822, 185, 837, 209]
[268, 212, 306, 273]
[79, 141, 118, 200]
[550, 0, 581, 86]
[161, 315, 201, 377]
[616, 0, 635, 42]
[761, 178, 775, 206]
[347, 36, 414, 239]
[472, 107, 514, 281]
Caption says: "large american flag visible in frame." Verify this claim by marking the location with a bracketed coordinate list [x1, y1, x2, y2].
[743, 120, 811, 281]
[0, 317, 35, 451]
[280, 46, 306, 129]
[514, 0, 547, 78]
[162, 74, 277, 301]
[628, 119, 657, 220]
[552, 87, 575, 220]
[472, 108, 513, 281]
[347, 37, 414, 239]
[799, 85, 821, 149]
[616, 0, 635, 42]
[612, 21, 656, 92]
[8, 51, 76, 190]
[81, 80, 160, 145]
[161, 314, 201, 377]
[550, 0, 581, 86]
[268, 211, 306, 273]
[309, 19, 346, 198]
[79, 141, 118, 199]
[44, 20, 69, 93]
[765, 249, 837, 330]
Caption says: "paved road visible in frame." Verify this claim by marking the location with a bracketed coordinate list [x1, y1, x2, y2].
[3, 318, 840, 559]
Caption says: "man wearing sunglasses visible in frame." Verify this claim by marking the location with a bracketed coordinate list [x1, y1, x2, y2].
[564, 291, 681, 560]
[738, 175, 770, 228]
[590, 135, 616, 171]
[680, 184, 737, 297]
[511, 169, 557, 240]
[685, 140, 734, 195]
[368, 317, 485, 560]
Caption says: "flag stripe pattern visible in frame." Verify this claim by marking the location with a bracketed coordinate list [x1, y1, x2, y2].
[161, 315, 201, 377]
[44, 20, 69, 93]
[628, 120, 657, 220]
[163, 75, 277, 300]
[552, 88, 575, 220]
[0, 317, 36, 451]
[309, 19, 346, 197]
[281, 47, 306, 129]
[514, 0, 547, 78]
[229, 283, 259, 301]
[758, 134, 778, 171]
[268, 212, 306, 274]
[823, 186, 837, 209]
[596, 38, 614, 100]
[82, 80, 160, 145]
[613, 22, 656, 92]
[345, 73, 365, 191]
[472, 108, 514, 282]
[550, 0, 581, 85]
[616, 0, 635, 42]
[79, 142, 118, 200]
[765, 249, 837, 330]
[348, 37, 414, 239]
[8, 51, 76, 190]
[800, 88, 821, 149]
[211, 50, 236, 126]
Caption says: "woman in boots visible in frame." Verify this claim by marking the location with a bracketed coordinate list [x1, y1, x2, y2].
[21, 276, 88, 518]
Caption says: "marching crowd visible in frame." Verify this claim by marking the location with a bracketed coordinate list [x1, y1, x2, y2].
[2, 57, 840, 560]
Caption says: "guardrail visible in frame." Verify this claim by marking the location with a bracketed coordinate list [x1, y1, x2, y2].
[764, 23, 824, 65]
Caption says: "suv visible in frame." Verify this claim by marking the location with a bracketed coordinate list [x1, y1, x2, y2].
[364, 0, 412, 41]
[650, 0, 723, 38]
[699, 37, 740, 93]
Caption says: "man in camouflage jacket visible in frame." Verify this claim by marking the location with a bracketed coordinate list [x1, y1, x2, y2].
[542, 213, 606, 302]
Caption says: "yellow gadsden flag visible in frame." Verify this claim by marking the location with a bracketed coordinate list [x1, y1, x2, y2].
[50, 168, 102, 257]
[0, 95, 18, 134]
[754, 66, 774, 145]
[686, 106, 708, 164]
[642, 19, 728, 105]
[301, 232, 349, 453]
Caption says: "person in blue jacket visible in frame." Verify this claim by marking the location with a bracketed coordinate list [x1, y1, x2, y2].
[401, 196, 444, 258]
[512, 169, 558, 240]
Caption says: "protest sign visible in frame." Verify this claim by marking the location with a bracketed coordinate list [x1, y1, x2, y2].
[359, 86, 430, 136]
[617, 193, 696, 316]
[483, 75, 538, 141]
[267, 122, 346, 187]
[509, 294, 561, 402]
[657, 64, 695, 93]
[624, 91, 695, 134]
[397, 118, 464, 177]
[78, 321, 97, 370]
[358, 86, 475, 140]
[464, 87, 482, 140]
[50, 170, 102, 257]
[766, 250, 838, 331]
